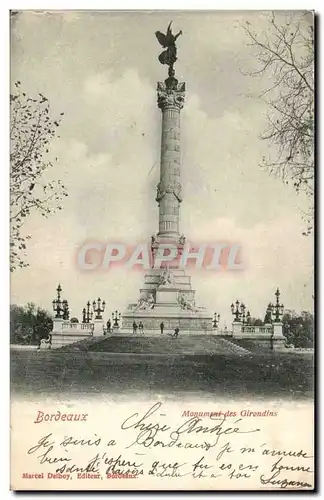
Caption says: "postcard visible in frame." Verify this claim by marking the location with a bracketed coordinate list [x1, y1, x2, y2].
[10, 10, 314, 491]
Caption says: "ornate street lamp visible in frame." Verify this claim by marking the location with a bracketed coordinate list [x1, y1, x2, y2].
[52, 283, 63, 318]
[273, 287, 284, 322]
[231, 300, 242, 322]
[93, 298, 105, 320]
[82, 307, 86, 324]
[82, 301, 93, 323]
[212, 312, 220, 328]
[112, 310, 121, 327]
[231, 300, 246, 322]
[240, 303, 246, 324]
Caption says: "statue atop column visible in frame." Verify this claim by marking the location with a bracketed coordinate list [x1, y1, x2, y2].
[155, 21, 182, 78]
[156, 21, 185, 109]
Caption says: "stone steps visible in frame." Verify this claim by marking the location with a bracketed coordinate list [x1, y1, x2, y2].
[87, 335, 251, 355]
[58, 335, 106, 352]
[223, 336, 272, 353]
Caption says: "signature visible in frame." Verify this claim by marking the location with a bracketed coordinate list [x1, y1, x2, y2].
[121, 402, 260, 450]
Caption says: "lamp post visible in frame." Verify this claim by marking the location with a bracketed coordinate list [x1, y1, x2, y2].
[231, 300, 246, 337]
[93, 298, 106, 320]
[231, 301, 247, 322]
[82, 301, 93, 323]
[212, 312, 220, 329]
[112, 310, 121, 327]
[240, 303, 246, 324]
[268, 288, 285, 349]
[231, 300, 242, 322]
[267, 289, 284, 324]
[273, 288, 284, 322]
[52, 284, 63, 318]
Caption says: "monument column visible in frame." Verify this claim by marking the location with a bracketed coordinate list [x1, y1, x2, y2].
[156, 78, 185, 240]
[121, 22, 213, 335]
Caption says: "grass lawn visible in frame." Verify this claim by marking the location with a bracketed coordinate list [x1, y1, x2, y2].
[11, 345, 314, 401]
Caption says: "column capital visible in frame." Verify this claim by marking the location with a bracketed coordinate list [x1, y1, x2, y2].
[157, 79, 186, 111]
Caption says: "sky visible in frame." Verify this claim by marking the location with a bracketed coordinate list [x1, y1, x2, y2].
[10, 10, 314, 327]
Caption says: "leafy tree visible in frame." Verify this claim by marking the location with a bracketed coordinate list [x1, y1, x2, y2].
[10, 304, 32, 345]
[10, 303, 53, 345]
[249, 317, 264, 326]
[10, 81, 68, 271]
[264, 309, 272, 324]
[282, 310, 314, 348]
[243, 12, 314, 234]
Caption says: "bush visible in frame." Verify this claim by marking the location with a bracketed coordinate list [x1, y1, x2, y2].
[10, 303, 53, 345]
[283, 311, 314, 348]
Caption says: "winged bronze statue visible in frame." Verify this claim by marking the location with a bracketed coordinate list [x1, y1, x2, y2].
[155, 21, 182, 69]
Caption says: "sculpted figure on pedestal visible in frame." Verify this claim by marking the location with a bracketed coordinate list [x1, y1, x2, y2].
[177, 292, 199, 312]
[159, 265, 176, 286]
[179, 234, 186, 245]
[134, 292, 155, 312]
[39, 337, 51, 350]
[173, 181, 183, 202]
[156, 181, 165, 202]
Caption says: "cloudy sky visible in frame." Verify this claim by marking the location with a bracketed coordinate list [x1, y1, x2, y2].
[10, 10, 313, 326]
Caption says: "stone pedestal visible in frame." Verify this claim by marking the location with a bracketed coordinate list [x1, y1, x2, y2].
[122, 309, 212, 336]
[112, 325, 120, 335]
[52, 317, 64, 333]
[272, 321, 286, 349]
[273, 322, 284, 337]
[93, 319, 104, 337]
[232, 321, 242, 337]
[51, 322, 93, 348]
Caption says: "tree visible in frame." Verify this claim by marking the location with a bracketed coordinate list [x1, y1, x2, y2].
[282, 310, 314, 348]
[243, 12, 314, 234]
[10, 82, 68, 271]
[10, 303, 53, 345]
[249, 317, 264, 326]
[264, 309, 272, 324]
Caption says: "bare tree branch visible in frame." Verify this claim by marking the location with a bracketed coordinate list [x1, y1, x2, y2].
[243, 12, 314, 234]
[10, 82, 68, 271]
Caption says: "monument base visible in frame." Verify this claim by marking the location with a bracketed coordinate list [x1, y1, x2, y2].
[272, 336, 286, 350]
[122, 309, 213, 335]
[121, 269, 213, 335]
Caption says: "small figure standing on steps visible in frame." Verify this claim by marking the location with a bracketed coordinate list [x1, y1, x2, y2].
[160, 321, 164, 334]
[106, 319, 111, 334]
[139, 321, 144, 335]
[133, 321, 138, 335]
[173, 326, 179, 338]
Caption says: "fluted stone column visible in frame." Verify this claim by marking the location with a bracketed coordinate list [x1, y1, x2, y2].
[156, 78, 185, 240]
